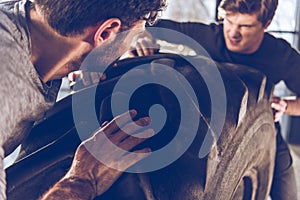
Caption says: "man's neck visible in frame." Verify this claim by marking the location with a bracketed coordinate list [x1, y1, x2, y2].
[27, 6, 95, 83]
[27, 7, 63, 82]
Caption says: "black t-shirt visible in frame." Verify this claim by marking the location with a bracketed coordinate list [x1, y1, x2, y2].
[150, 19, 300, 95]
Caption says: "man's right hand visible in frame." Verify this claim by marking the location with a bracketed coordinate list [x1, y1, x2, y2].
[41, 110, 153, 200]
[271, 95, 288, 122]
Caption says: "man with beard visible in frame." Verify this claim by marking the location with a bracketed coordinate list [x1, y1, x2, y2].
[0, 0, 166, 199]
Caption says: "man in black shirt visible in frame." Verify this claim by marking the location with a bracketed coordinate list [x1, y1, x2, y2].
[133, 0, 300, 199]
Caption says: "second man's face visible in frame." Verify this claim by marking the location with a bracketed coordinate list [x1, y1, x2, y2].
[223, 11, 267, 54]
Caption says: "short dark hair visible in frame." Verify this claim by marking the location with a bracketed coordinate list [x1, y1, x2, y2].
[218, 0, 278, 26]
[34, 0, 167, 36]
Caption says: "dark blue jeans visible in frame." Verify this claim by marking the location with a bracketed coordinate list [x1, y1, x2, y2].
[270, 123, 297, 200]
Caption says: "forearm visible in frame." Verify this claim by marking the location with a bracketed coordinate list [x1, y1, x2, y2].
[285, 98, 300, 116]
[40, 177, 96, 200]
[40, 111, 152, 200]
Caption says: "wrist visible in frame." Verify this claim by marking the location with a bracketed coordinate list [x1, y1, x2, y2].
[58, 176, 96, 199]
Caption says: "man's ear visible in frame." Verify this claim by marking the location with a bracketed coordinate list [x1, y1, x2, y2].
[263, 19, 272, 29]
[94, 18, 121, 46]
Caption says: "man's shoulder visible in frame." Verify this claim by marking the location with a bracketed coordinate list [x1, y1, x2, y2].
[263, 32, 294, 50]
[259, 32, 299, 68]
[0, 0, 30, 54]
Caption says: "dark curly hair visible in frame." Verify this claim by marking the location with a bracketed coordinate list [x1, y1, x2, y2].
[218, 0, 278, 26]
[34, 0, 167, 36]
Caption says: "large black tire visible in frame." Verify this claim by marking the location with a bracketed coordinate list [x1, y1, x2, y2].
[6, 54, 276, 200]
